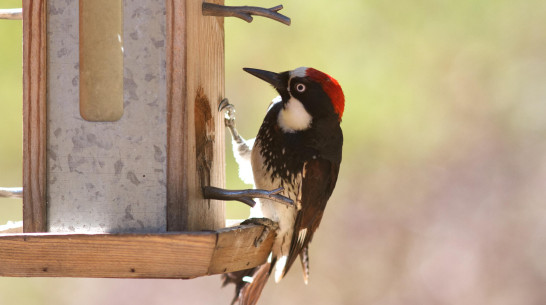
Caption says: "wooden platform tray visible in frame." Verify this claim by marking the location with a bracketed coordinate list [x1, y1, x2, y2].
[0, 224, 273, 279]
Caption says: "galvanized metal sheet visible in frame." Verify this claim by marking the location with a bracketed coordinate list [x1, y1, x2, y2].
[47, 0, 167, 233]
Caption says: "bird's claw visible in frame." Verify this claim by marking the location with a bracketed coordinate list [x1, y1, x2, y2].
[218, 98, 232, 112]
[219, 98, 245, 144]
[241, 217, 279, 247]
[219, 98, 237, 128]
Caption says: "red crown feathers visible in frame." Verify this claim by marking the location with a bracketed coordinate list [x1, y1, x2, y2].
[306, 68, 345, 121]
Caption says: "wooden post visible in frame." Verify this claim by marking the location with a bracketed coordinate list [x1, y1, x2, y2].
[22, 0, 47, 233]
[166, 0, 225, 231]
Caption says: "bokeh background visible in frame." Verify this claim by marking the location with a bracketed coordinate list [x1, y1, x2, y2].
[1, 0, 546, 304]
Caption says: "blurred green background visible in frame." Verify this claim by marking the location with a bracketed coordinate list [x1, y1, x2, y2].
[0, 1, 23, 225]
[1, 0, 546, 304]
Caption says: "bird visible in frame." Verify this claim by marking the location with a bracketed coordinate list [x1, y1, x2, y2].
[220, 67, 344, 305]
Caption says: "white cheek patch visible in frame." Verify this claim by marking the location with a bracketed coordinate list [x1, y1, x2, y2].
[278, 97, 312, 133]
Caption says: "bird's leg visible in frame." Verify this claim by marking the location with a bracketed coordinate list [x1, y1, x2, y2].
[241, 217, 279, 247]
[203, 186, 294, 208]
[209, 99, 293, 208]
[219, 98, 245, 145]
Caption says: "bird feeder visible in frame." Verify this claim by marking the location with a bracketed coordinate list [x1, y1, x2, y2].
[0, 0, 289, 279]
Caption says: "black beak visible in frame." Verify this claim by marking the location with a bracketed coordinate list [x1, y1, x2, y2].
[243, 68, 282, 89]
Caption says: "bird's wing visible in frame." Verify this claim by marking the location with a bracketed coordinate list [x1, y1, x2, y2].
[281, 157, 340, 281]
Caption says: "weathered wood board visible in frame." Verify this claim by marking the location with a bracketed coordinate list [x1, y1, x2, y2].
[23, 0, 47, 233]
[0, 224, 272, 279]
[166, 0, 226, 231]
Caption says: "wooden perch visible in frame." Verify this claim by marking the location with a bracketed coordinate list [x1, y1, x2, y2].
[202, 3, 291, 25]
[203, 186, 294, 208]
[0, 8, 22, 20]
[0, 223, 275, 279]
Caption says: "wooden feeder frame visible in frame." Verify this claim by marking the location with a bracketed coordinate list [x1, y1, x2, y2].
[0, 0, 275, 279]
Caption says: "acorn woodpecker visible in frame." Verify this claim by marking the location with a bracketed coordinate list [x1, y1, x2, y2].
[221, 67, 344, 305]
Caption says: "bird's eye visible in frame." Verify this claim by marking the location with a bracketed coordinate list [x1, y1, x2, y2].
[295, 83, 306, 93]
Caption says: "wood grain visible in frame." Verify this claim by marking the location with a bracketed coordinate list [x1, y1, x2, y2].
[209, 225, 273, 274]
[0, 224, 273, 279]
[166, 0, 226, 231]
[166, 0, 189, 231]
[22, 0, 47, 233]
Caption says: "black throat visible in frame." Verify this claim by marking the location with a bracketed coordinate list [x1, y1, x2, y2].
[256, 102, 343, 184]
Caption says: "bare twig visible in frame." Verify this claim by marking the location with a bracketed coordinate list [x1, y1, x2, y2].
[0, 187, 23, 199]
[0, 8, 22, 20]
[203, 186, 294, 208]
[202, 3, 291, 26]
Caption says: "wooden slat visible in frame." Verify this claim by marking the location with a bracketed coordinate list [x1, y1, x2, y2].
[0, 224, 273, 279]
[166, 0, 226, 231]
[166, 0, 189, 231]
[209, 225, 273, 274]
[185, 0, 225, 231]
[22, 0, 47, 233]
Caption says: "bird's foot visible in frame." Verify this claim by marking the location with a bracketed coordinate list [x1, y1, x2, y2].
[203, 186, 294, 208]
[219, 98, 236, 127]
[241, 217, 279, 247]
[219, 99, 246, 145]
[218, 98, 245, 144]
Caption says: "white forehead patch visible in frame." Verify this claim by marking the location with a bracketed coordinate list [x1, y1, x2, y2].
[290, 67, 308, 79]
[278, 97, 312, 133]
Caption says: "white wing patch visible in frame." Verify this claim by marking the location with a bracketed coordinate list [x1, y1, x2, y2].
[298, 228, 308, 246]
